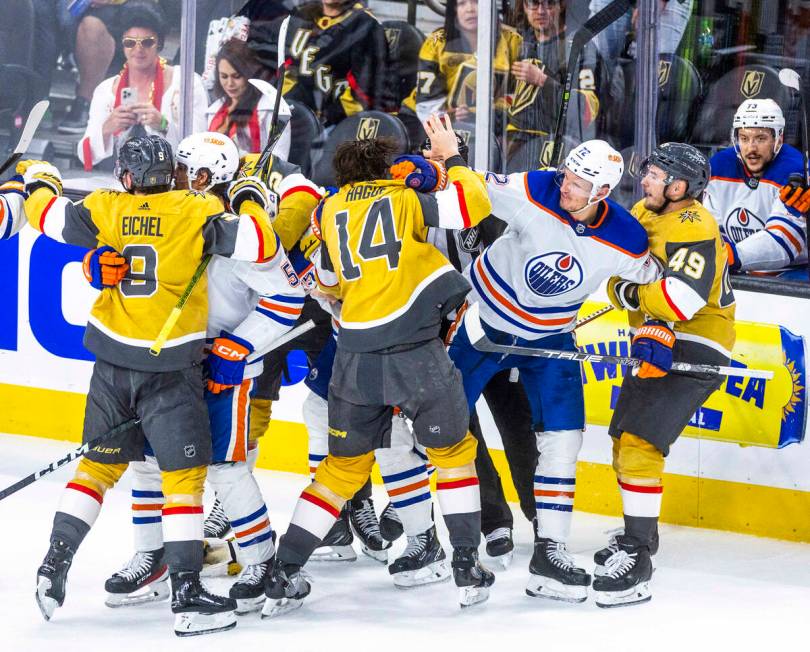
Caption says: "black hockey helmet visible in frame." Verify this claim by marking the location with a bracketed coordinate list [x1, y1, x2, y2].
[116, 135, 174, 189]
[420, 130, 470, 163]
[640, 142, 710, 198]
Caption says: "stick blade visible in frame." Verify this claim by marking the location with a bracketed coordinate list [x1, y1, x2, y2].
[15, 100, 49, 154]
[779, 68, 801, 91]
[276, 15, 291, 70]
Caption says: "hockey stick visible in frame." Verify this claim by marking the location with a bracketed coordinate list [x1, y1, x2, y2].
[0, 100, 49, 178]
[550, 0, 631, 167]
[574, 304, 614, 330]
[463, 302, 773, 380]
[149, 254, 212, 356]
[252, 15, 291, 181]
[248, 318, 316, 361]
[0, 418, 140, 502]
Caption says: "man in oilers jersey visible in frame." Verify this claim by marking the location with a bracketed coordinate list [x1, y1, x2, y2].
[703, 99, 807, 277]
[596, 143, 735, 607]
[86, 133, 304, 616]
[445, 139, 660, 603]
[20, 134, 277, 637]
[0, 174, 27, 241]
[263, 114, 496, 615]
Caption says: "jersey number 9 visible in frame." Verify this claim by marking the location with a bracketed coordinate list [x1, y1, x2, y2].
[120, 244, 158, 297]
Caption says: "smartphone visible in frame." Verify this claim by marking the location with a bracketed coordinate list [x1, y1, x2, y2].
[121, 87, 138, 107]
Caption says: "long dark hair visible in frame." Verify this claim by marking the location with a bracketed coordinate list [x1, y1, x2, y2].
[444, 0, 509, 46]
[213, 39, 264, 129]
[333, 137, 399, 186]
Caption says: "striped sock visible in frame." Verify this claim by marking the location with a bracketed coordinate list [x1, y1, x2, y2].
[308, 453, 326, 479]
[619, 479, 663, 542]
[57, 479, 104, 530]
[278, 485, 343, 568]
[534, 474, 575, 541]
[131, 488, 164, 551]
[230, 504, 274, 565]
[382, 464, 432, 536]
[435, 473, 481, 549]
[162, 501, 204, 571]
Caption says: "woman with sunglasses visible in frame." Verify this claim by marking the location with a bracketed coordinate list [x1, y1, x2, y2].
[206, 38, 292, 159]
[77, 1, 208, 171]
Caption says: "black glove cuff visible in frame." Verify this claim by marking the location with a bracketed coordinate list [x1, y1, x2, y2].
[445, 155, 467, 171]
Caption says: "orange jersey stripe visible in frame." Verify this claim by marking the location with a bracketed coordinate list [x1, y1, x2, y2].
[534, 489, 575, 498]
[131, 503, 164, 511]
[258, 299, 303, 315]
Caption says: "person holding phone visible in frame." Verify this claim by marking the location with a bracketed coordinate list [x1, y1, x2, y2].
[78, 1, 208, 171]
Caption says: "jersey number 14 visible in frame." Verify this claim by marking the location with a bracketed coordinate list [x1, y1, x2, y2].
[335, 197, 402, 281]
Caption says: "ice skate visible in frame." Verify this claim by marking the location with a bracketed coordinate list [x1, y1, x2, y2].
[452, 547, 495, 608]
[170, 571, 237, 637]
[389, 525, 450, 588]
[593, 536, 653, 608]
[203, 498, 231, 540]
[594, 528, 659, 576]
[261, 562, 312, 619]
[35, 539, 75, 621]
[379, 502, 404, 543]
[310, 509, 356, 562]
[485, 527, 514, 569]
[104, 549, 169, 607]
[348, 497, 391, 563]
[230, 559, 272, 614]
[526, 538, 590, 603]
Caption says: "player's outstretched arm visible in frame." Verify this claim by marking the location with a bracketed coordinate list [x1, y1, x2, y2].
[0, 176, 28, 240]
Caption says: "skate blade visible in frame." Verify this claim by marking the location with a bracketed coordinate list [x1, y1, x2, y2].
[261, 597, 304, 619]
[35, 577, 57, 621]
[235, 595, 266, 615]
[392, 560, 451, 589]
[361, 545, 389, 564]
[489, 550, 514, 571]
[310, 545, 357, 562]
[105, 579, 170, 608]
[459, 585, 490, 608]
[525, 574, 588, 604]
[174, 610, 237, 637]
[594, 582, 652, 609]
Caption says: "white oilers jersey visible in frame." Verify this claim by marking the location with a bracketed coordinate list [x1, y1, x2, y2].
[704, 145, 807, 270]
[470, 170, 659, 340]
[0, 179, 26, 240]
[207, 250, 305, 379]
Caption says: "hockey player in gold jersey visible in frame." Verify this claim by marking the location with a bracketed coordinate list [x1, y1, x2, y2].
[263, 114, 495, 615]
[594, 143, 735, 608]
[22, 135, 277, 636]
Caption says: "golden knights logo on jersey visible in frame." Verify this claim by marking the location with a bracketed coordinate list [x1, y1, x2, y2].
[356, 117, 381, 140]
[741, 70, 765, 98]
[658, 59, 672, 87]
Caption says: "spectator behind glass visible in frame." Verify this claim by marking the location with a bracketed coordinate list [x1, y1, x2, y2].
[207, 38, 292, 158]
[406, 0, 520, 123]
[77, 1, 208, 171]
[505, 0, 601, 171]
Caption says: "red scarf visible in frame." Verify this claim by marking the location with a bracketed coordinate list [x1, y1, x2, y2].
[114, 57, 166, 110]
[208, 101, 262, 153]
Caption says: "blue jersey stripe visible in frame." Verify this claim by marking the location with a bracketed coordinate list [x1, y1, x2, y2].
[132, 489, 164, 498]
[133, 516, 162, 524]
[535, 502, 573, 512]
[534, 475, 576, 484]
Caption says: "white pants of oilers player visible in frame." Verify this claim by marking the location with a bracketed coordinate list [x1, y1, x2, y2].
[303, 392, 434, 536]
[131, 456, 274, 566]
[534, 429, 583, 543]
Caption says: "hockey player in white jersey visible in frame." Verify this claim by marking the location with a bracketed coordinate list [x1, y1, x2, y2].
[91, 133, 305, 615]
[0, 175, 27, 240]
[446, 140, 660, 602]
[703, 99, 807, 276]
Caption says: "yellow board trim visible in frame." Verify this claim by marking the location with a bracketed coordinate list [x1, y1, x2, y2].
[3, 382, 809, 542]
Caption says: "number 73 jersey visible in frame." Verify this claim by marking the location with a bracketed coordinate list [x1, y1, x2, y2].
[618, 199, 736, 358]
[314, 166, 491, 352]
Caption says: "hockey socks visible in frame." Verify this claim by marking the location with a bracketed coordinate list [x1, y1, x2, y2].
[533, 429, 582, 542]
[278, 482, 346, 568]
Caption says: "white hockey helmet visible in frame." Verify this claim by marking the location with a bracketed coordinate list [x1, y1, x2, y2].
[175, 131, 240, 190]
[731, 99, 785, 154]
[561, 139, 624, 203]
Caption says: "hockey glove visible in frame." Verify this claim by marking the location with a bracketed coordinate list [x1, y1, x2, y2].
[228, 175, 271, 214]
[610, 279, 641, 311]
[16, 160, 63, 196]
[205, 331, 254, 394]
[779, 173, 810, 214]
[722, 235, 741, 273]
[631, 320, 675, 379]
[82, 246, 129, 290]
[0, 174, 28, 199]
[299, 227, 321, 260]
[390, 155, 448, 192]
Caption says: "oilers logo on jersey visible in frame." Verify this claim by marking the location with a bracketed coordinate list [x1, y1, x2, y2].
[524, 252, 584, 297]
[724, 207, 765, 242]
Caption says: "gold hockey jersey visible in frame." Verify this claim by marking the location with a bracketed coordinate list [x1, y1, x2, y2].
[608, 199, 736, 356]
[26, 186, 277, 371]
[314, 164, 491, 352]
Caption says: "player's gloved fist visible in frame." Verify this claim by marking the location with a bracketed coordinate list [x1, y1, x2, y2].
[0, 174, 28, 199]
[205, 331, 254, 394]
[611, 280, 640, 311]
[299, 227, 320, 260]
[16, 160, 63, 196]
[722, 234, 741, 273]
[228, 175, 271, 214]
[390, 155, 447, 192]
[631, 320, 675, 379]
[82, 246, 129, 290]
[779, 173, 810, 214]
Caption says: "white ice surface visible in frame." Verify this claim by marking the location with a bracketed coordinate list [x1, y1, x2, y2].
[2, 433, 809, 652]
